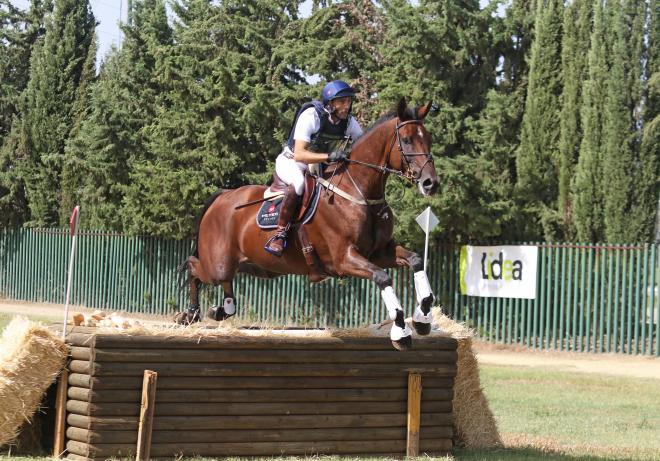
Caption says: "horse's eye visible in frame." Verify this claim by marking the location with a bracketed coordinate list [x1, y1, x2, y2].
[402, 137, 412, 144]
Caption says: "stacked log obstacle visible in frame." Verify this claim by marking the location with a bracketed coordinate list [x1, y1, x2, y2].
[62, 327, 458, 460]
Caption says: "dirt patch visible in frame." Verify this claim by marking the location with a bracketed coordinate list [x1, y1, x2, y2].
[473, 340, 660, 380]
[1, 298, 659, 379]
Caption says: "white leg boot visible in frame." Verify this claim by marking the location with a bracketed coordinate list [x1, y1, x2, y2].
[381, 286, 412, 347]
[413, 271, 434, 335]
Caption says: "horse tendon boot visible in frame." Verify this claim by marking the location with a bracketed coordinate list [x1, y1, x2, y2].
[264, 187, 299, 257]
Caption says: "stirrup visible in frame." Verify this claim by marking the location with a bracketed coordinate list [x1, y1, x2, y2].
[264, 234, 287, 256]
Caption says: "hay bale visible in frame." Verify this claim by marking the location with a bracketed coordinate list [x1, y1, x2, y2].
[433, 308, 502, 449]
[0, 317, 68, 446]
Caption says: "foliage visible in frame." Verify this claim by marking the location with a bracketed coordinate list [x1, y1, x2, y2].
[0, 0, 656, 246]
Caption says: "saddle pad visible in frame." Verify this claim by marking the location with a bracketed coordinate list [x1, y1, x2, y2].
[256, 183, 322, 230]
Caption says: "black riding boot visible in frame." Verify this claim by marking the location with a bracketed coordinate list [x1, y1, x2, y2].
[264, 186, 300, 257]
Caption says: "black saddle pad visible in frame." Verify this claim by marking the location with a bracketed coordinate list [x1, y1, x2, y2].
[256, 183, 322, 229]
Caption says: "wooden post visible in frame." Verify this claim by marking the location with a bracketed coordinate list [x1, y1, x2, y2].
[136, 370, 158, 461]
[53, 369, 69, 458]
[406, 372, 422, 457]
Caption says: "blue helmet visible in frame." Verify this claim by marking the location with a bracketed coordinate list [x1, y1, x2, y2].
[321, 80, 355, 105]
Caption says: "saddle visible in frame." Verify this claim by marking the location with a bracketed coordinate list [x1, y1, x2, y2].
[257, 172, 322, 269]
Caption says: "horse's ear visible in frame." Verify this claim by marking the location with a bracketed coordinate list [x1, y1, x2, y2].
[416, 101, 433, 120]
[397, 98, 408, 121]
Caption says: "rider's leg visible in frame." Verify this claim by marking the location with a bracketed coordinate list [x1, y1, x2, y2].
[264, 185, 300, 256]
[265, 156, 305, 256]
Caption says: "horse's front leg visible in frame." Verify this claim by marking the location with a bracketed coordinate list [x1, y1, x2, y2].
[338, 245, 412, 350]
[371, 242, 435, 335]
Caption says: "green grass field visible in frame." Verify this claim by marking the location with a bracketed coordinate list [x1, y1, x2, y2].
[0, 312, 658, 460]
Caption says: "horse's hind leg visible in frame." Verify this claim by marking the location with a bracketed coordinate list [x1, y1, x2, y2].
[174, 256, 205, 325]
[208, 281, 237, 321]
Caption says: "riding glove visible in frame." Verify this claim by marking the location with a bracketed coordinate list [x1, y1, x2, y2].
[327, 149, 349, 162]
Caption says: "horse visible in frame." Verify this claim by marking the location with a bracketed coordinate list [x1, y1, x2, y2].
[175, 99, 440, 350]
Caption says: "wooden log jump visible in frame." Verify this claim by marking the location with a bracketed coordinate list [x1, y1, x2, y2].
[62, 327, 458, 459]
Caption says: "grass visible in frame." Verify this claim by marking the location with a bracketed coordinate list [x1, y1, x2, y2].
[0, 313, 57, 331]
[454, 364, 660, 460]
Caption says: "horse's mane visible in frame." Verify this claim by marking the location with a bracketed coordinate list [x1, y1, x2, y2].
[353, 104, 418, 148]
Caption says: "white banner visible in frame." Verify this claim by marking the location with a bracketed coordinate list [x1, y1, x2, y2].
[460, 245, 538, 299]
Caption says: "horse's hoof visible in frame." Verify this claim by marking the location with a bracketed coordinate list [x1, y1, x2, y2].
[391, 335, 413, 351]
[207, 305, 235, 321]
[421, 294, 435, 312]
[173, 310, 200, 325]
[413, 321, 432, 336]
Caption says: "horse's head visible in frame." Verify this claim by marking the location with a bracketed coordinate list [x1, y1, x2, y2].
[389, 99, 439, 196]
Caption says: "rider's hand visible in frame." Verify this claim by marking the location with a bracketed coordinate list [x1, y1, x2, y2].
[327, 149, 349, 163]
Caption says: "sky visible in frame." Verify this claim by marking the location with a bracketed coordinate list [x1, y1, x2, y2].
[10, 0, 496, 70]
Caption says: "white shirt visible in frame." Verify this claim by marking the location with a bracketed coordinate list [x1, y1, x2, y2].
[293, 107, 363, 143]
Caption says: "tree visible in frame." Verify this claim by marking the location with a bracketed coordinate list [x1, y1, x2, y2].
[632, 0, 659, 241]
[602, 0, 640, 242]
[120, 0, 300, 238]
[70, 0, 172, 231]
[0, 0, 52, 226]
[557, 0, 592, 239]
[515, 0, 564, 240]
[573, 0, 608, 242]
[17, 0, 96, 227]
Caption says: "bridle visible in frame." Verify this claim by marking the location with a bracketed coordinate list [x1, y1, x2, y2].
[319, 117, 434, 207]
[345, 119, 433, 184]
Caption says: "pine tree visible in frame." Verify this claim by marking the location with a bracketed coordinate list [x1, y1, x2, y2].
[515, 0, 564, 241]
[70, 0, 172, 231]
[374, 0, 499, 244]
[557, 0, 592, 240]
[120, 0, 299, 238]
[18, 0, 96, 227]
[573, 0, 608, 242]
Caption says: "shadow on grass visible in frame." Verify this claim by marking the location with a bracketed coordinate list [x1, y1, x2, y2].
[453, 447, 640, 461]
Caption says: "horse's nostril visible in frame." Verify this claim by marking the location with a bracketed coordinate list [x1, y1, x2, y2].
[423, 178, 433, 190]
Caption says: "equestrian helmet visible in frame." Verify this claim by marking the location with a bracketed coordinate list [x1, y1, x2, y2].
[322, 80, 355, 105]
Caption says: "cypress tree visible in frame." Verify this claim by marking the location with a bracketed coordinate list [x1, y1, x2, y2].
[18, 0, 96, 227]
[60, 32, 97, 222]
[0, 0, 52, 226]
[0, 0, 51, 144]
[634, 0, 659, 241]
[557, 0, 592, 240]
[515, 0, 564, 241]
[602, 0, 647, 242]
[573, 0, 608, 242]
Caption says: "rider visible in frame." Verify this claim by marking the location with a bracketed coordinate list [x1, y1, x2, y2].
[264, 80, 364, 257]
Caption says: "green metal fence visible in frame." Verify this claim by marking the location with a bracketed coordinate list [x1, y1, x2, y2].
[1, 228, 658, 356]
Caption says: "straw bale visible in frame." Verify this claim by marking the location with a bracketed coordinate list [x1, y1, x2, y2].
[432, 307, 502, 449]
[0, 316, 68, 446]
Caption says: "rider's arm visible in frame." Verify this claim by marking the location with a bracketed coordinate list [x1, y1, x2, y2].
[293, 139, 332, 164]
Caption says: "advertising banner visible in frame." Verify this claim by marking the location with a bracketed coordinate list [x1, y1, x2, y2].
[460, 245, 538, 299]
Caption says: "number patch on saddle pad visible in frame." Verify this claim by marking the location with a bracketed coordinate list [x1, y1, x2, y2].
[255, 184, 322, 230]
[256, 198, 283, 228]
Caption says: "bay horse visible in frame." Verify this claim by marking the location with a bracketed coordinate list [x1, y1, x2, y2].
[176, 99, 440, 350]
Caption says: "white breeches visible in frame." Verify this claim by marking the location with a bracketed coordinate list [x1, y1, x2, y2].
[275, 153, 306, 196]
